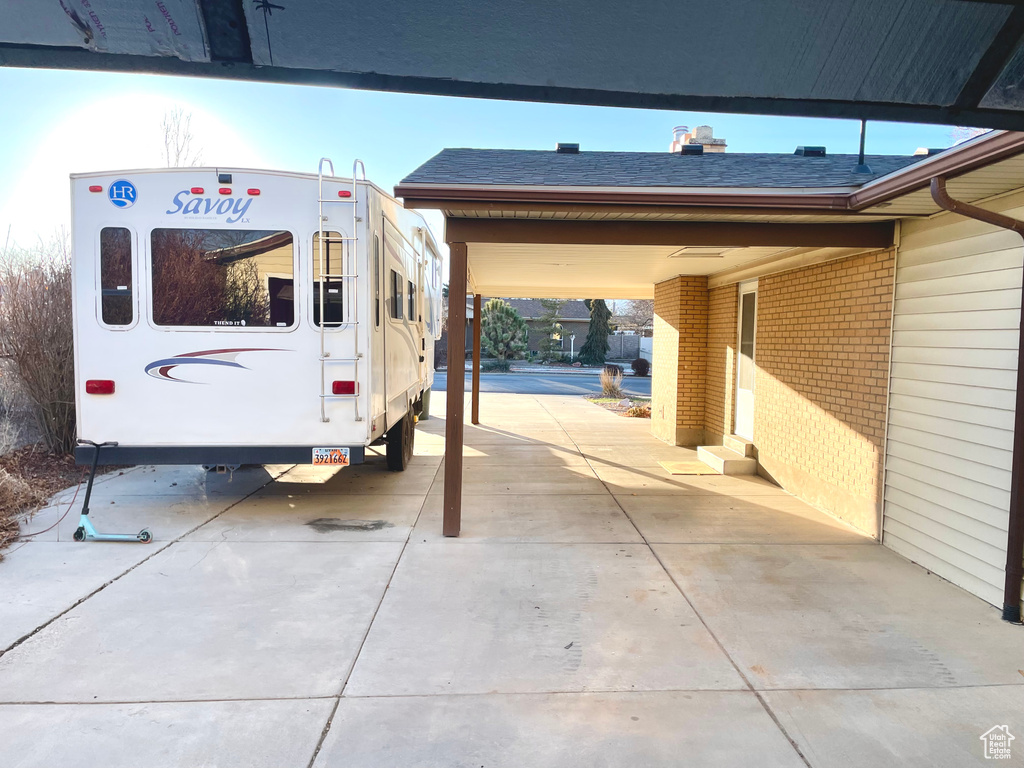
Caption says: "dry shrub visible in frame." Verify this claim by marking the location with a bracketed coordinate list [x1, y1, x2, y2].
[0, 466, 43, 552]
[0, 233, 76, 455]
[600, 366, 624, 397]
[626, 405, 652, 418]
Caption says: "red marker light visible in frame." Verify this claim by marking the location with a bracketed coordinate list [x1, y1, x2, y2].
[86, 380, 115, 395]
[88, 185, 103, 193]
[247, 188, 261, 195]
[219, 187, 232, 195]
[332, 380, 357, 395]
[338, 190, 352, 198]
[190, 187, 204, 194]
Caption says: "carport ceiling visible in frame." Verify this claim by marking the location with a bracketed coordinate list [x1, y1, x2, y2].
[6, 1, 1024, 130]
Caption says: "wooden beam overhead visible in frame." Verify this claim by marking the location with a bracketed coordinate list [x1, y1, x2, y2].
[445, 218, 895, 249]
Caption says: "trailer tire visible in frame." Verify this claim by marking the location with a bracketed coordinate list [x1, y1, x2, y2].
[386, 412, 415, 472]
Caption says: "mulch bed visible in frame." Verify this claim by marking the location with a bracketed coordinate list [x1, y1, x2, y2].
[585, 395, 652, 417]
[0, 446, 90, 556]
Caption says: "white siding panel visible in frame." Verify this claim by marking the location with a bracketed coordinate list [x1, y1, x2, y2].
[888, 394, 1013, 431]
[886, 439, 1011, 490]
[892, 329, 1018, 350]
[887, 410, 1013, 451]
[890, 362, 1016, 390]
[885, 458, 1009, 511]
[889, 377, 1017, 410]
[897, 246, 1022, 280]
[894, 267, 1021, 300]
[891, 346, 1017, 369]
[884, 530, 1004, 607]
[885, 503, 1006, 564]
[884, 204, 1021, 608]
[892, 308, 1020, 331]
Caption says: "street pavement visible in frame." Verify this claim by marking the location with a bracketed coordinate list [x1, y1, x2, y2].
[433, 370, 651, 396]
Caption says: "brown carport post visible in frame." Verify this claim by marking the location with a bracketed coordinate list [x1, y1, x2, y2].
[443, 243, 468, 537]
[472, 293, 482, 424]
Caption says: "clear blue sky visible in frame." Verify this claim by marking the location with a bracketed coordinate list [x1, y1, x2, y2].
[0, 66, 964, 253]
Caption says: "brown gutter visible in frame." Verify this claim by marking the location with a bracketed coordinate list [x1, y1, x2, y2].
[930, 176, 1024, 624]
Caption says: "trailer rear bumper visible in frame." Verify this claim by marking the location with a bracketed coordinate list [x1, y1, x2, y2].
[73, 445, 367, 466]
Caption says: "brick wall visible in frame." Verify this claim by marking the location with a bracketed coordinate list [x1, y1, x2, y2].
[652, 276, 708, 445]
[704, 284, 737, 443]
[753, 249, 895, 536]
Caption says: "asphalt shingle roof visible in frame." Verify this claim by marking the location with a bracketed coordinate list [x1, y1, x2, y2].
[401, 149, 928, 189]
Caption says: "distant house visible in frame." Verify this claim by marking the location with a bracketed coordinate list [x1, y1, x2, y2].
[454, 297, 591, 356]
[502, 299, 590, 354]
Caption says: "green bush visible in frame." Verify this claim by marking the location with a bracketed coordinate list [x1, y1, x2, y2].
[481, 299, 528, 362]
[631, 357, 650, 377]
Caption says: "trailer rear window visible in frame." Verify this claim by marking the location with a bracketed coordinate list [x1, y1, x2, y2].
[150, 228, 294, 328]
[100, 227, 133, 326]
[390, 270, 403, 320]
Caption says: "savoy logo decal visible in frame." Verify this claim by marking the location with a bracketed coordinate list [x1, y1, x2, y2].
[166, 191, 253, 224]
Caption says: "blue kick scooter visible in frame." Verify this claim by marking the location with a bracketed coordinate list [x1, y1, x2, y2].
[73, 440, 152, 543]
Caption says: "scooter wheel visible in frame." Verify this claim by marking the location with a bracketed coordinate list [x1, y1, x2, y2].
[73, 527, 86, 542]
[138, 530, 153, 543]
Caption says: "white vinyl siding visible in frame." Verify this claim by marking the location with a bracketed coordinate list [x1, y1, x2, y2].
[884, 191, 1023, 608]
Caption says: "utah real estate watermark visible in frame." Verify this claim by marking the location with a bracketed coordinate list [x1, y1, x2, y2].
[980, 725, 1014, 760]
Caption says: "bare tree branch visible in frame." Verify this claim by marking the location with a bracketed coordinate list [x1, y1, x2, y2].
[161, 106, 204, 167]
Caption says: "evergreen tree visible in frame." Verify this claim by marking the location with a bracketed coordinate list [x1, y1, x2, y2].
[536, 298, 564, 362]
[480, 298, 529, 362]
[577, 298, 611, 365]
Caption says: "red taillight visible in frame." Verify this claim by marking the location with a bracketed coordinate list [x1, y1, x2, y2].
[190, 187, 204, 194]
[219, 187, 231, 195]
[338, 190, 352, 198]
[247, 188, 261, 195]
[88, 185, 103, 193]
[86, 380, 115, 395]
[332, 380, 357, 395]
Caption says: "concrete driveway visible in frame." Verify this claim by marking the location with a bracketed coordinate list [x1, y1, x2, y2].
[1, 394, 1021, 767]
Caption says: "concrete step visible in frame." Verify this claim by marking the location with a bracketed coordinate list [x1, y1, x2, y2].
[723, 435, 756, 458]
[697, 445, 758, 475]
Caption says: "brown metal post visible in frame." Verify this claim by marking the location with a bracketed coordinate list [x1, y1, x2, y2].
[443, 243, 468, 537]
[471, 293, 482, 425]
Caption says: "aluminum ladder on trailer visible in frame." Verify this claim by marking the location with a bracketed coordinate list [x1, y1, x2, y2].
[317, 157, 366, 423]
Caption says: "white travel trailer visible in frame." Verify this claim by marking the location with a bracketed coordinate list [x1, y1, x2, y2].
[70, 161, 442, 473]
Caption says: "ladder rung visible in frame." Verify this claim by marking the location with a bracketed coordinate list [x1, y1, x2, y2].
[320, 357, 361, 362]
[321, 273, 358, 279]
[319, 237, 357, 243]
[318, 198, 357, 204]
[320, 394, 359, 400]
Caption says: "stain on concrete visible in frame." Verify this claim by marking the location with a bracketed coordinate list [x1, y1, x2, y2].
[305, 518, 393, 533]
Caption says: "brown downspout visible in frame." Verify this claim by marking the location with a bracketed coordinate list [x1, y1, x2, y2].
[931, 176, 1024, 623]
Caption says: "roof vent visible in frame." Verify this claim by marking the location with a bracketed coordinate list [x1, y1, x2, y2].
[680, 144, 704, 155]
[795, 146, 827, 157]
[556, 143, 580, 154]
[913, 147, 946, 157]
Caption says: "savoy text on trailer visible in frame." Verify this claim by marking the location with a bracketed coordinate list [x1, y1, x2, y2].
[71, 161, 442, 478]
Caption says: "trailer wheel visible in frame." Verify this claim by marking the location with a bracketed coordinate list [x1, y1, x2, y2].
[386, 411, 415, 472]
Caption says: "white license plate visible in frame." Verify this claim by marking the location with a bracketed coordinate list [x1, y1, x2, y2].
[312, 447, 350, 466]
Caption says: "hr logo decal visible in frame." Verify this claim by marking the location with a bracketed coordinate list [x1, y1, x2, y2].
[108, 180, 137, 209]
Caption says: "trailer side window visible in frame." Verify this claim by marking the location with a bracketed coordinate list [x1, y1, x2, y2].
[408, 280, 416, 321]
[150, 228, 294, 328]
[373, 234, 381, 328]
[313, 231, 344, 327]
[390, 270, 403, 320]
[100, 227, 133, 326]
